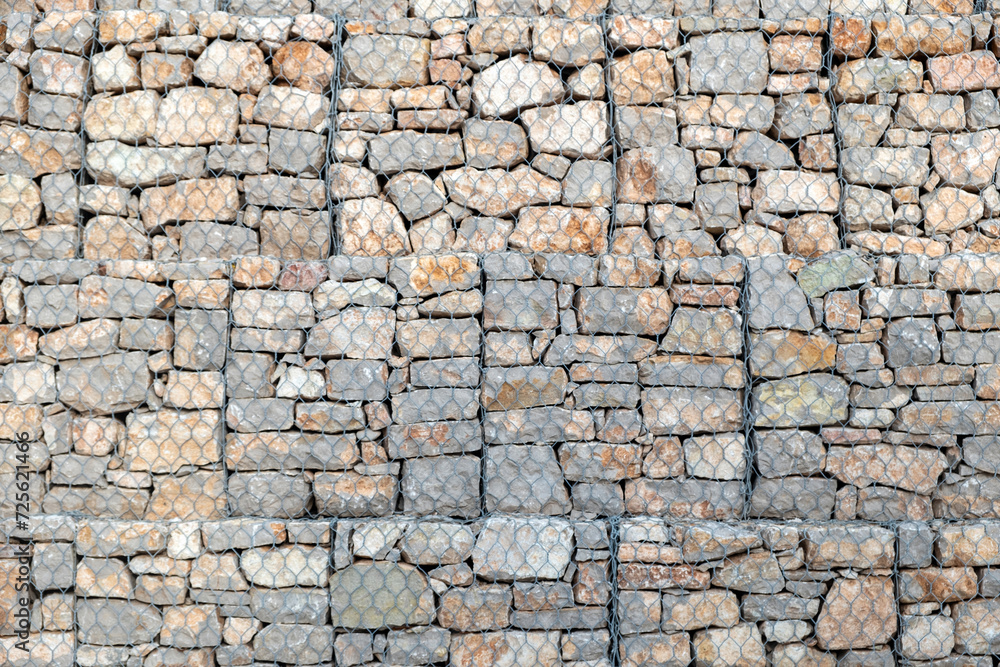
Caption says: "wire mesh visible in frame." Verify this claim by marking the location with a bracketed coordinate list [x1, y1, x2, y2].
[2, 1, 1000, 667]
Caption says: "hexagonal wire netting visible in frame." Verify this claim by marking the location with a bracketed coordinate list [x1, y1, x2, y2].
[2, 0, 1000, 666]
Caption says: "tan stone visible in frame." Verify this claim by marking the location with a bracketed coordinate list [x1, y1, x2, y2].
[444, 166, 561, 218]
[824, 445, 947, 494]
[122, 410, 223, 473]
[749, 330, 836, 378]
[155, 87, 238, 146]
[928, 51, 1000, 93]
[610, 50, 674, 106]
[193, 40, 269, 94]
[694, 624, 766, 667]
[875, 15, 973, 58]
[98, 10, 168, 44]
[815, 577, 896, 650]
[922, 187, 984, 234]
[164, 371, 224, 409]
[509, 206, 609, 254]
[84, 91, 158, 143]
[338, 198, 409, 257]
[0, 174, 42, 230]
[273, 42, 337, 93]
[833, 17, 871, 59]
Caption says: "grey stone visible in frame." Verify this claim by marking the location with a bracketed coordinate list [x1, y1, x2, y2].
[391, 388, 478, 423]
[24, 285, 78, 327]
[32, 542, 75, 591]
[384, 627, 451, 665]
[387, 421, 483, 458]
[885, 318, 940, 367]
[253, 624, 334, 664]
[750, 477, 836, 519]
[484, 407, 594, 444]
[755, 430, 825, 477]
[180, 221, 259, 260]
[368, 130, 463, 175]
[269, 128, 325, 176]
[251, 588, 328, 624]
[342, 35, 430, 89]
[484, 280, 558, 331]
[689, 33, 768, 94]
[77, 600, 162, 645]
[625, 479, 744, 519]
[485, 445, 571, 515]
[175, 309, 228, 370]
[943, 331, 1000, 365]
[56, 352, 151, 415]
[329, 562, 434, 629]
[747, 255, 814, 330]
[226, 352, 275, 399]
[401, 456, 480, 518]
[228, 473, 311, 518]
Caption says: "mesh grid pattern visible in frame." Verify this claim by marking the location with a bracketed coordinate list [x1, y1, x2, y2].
[1, 1, 1000, 666]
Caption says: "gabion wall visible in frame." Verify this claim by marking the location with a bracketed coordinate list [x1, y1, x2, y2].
[3, 0, 1000, 666]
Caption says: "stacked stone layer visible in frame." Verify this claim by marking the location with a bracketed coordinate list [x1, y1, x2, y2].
[7, 0, 1000, 666]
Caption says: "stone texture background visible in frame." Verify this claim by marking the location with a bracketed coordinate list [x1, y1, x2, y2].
[4, 0, 1000, 665]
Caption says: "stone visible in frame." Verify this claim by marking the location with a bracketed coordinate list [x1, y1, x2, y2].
[252, 85, 330, 132]
[618, 145, 696, 204]
[272, 42, 337, 92]
[690, 33, 768, 94]
[0, 63, 28, 122]
[330, 562, 434, 629]
[473, 516, 573, 581]
[29, 51, 88, 98]
[253, 624, 333, 664]
[661, 307, 742, 357]
[400, 456, 479, 518]
[161, 605, 222, 648]
[77, 600, 162, 645]
[251, 588, 328, 625]
[576, 287, 673, 335]
[305, 308, 395, 359]
[174, 309, 228, 370]
[193, 40, 268, 94]
[901, 615, 955, 661]
[368, 130, 464, 175]
[240, 546, 328, 588]
[451, 631, 561, 667]
[803, 524, 894, 569]
[343, 35, 431, 89]
[146, 471, 226, 521]
[86, 141, 206, 188]
[0, 174, 42, 231]
[338, 197, 409, 257]
[445, 166, 561, 217]
[228, 473, 310, 518]
[509, 206, 609, 254]
[438, 584, 512, 631]
[521, 102, 610, 160]
[155, 87, 238, 146]
[753, 374, 848, 428]
[932, 129, 1000, 188]
[642, 387, 742, 436]
[816, 577, 896, 650]
[472, 55, 564, 118]
[753, 169, 839, 213]
[693, 624, 766, 667]
[463, 119, 528, 169]
[57, 352, 151, 415]
[750, 477, 836, 519]
[485, 444, 571, 514]
[834, 58, 922, 102]
[314, 472, 396, 516]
